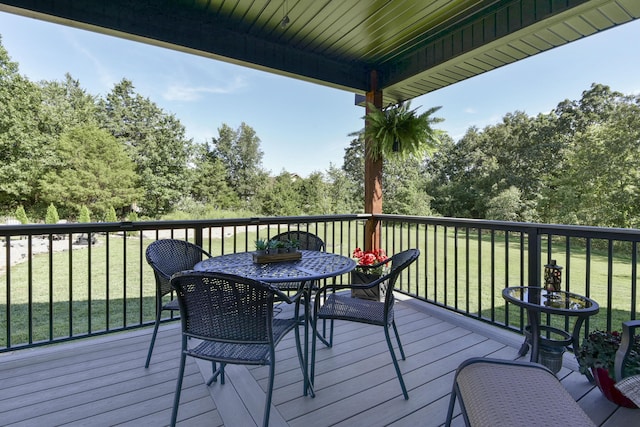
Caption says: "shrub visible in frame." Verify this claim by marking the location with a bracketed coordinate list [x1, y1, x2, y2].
[105, 206, 118, 222]
[45, 203, 60, 224]
[15, 206, 29, 224]
[79, 205, 91, 223]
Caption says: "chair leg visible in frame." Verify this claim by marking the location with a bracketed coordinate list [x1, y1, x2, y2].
[445, 385, 458, 427]
[322, 286, 335, 347]
[391, 320, 406, 360]
[145, 304, 162, 368]
[315, 324, 333, 348]
[384, 324, 409, 399]
[262, 360, 275, 427]
[206, 362, 226, 386]
[298, 292, 315, 397]
[171, 352, 187, 427]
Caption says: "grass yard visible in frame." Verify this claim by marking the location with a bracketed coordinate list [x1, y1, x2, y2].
[1, 223, 637, 348]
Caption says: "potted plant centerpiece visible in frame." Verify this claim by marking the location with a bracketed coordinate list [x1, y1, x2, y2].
[576, 329, 640, 408]
[254, 238, 268, 255]
[266, 239, 279, 255]
[288, 239, 299, 253]
[350, 248, 389, 301]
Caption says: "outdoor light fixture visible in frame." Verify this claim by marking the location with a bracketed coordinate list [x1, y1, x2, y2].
[544, 259, 563, 293]
[280, 0, 290, 28]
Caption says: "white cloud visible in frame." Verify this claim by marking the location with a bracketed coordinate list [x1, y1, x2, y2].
[464, 107, 477, 114]
[163, 76, 247, 101]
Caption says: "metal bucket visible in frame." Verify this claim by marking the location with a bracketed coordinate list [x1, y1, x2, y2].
[538, 345, 565, 374]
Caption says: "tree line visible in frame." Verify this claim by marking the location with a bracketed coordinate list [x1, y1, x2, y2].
[426, 83, 640, 229]
[1, 37, 639, 229]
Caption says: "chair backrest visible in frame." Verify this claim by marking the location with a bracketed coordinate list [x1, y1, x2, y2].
[271, 231, 325, 251]
[145, 239, 211, 297]
[615, 320, 640, 381]
[170, 271, 277, 344]
[377, 249, 420, 306]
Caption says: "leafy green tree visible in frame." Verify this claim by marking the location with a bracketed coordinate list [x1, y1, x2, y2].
[15, 205, 29, 224]
[209, 122, 267, 207]
[545, 114, 640, 228]
[45, 203, 59, 224]
[486, 186, 524, 221]
[39, 73, 99, 137]
[427, 114, 554, 219]
[299, 172, 333, 215]
[383, 156, 432, 216]
[326, 164, 361, 214]
[539, 84, 640, 227]
[341, 134, 366, 206]
[38, 125, 139, 219]
[427, 83, 640, 227]
[190, 142, 239, 208]
[0, 38, 53, 209]
[257, 172, 302, 216]
[553, 83, 623, 137]
[99, 79, 193, 217]
[78, 205, 91, 223]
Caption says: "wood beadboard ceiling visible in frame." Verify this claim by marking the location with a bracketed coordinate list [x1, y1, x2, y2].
[0, 0, 638, 105]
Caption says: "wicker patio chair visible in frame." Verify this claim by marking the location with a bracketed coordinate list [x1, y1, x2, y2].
[271, 230, 325, 252]
[270, 230, 325, 290]
[445, 357, 596, 427]
[144, 239, 211, 368]
[311, 248, 420, 399]
[169, 271, 307, 427]
[614, 320, 640, 407]
[270, 231, 331, 343]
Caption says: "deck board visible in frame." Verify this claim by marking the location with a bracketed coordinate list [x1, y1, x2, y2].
[0, 297, 636, 426]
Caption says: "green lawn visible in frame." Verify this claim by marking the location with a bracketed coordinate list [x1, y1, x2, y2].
[1, 224, 637, 347]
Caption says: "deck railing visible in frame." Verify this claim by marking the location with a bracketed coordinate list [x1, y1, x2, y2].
[1, 214, 638, 352]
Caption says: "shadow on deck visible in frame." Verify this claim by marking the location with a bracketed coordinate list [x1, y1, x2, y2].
[0, 296, 636, 426]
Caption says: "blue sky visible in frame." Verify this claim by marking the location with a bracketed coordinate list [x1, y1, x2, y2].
[1, 12, 639, 177]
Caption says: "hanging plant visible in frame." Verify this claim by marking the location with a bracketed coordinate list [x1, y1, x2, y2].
[363, 101, 443, 161]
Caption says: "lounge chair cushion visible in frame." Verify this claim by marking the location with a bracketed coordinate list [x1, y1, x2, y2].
[455, 360, 595, 427]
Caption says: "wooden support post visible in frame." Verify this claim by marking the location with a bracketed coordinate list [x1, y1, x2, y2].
[364, 70, 383, 251]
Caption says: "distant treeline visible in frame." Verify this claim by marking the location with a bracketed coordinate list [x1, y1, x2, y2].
[1, 37, 638, 228]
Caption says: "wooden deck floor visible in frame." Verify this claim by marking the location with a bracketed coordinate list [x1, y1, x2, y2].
[0, 296, 637, 427]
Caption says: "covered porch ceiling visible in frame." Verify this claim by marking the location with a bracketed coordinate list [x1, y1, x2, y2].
[0, 1, 638, 106]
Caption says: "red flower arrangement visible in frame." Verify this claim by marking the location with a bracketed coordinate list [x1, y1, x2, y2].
[352, 248, 389, 274]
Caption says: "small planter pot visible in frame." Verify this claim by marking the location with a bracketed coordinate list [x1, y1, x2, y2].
[592, 367, 638, 408]
[350, 270, 386, 302]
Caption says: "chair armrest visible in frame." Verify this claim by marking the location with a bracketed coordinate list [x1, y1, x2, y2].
[273, 286, 305, 304]
[614, 320, 640, 381]
[356, 259, 390, 272]
[314, 276, 386, 296]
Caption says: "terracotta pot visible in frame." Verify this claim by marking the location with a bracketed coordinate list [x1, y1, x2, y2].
[592, 368, 638, 408]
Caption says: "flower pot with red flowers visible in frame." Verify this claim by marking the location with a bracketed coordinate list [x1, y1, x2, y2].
[576, 329, 640, 408]
[350, 248, 389, 301]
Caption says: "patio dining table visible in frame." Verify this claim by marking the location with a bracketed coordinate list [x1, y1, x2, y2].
[193, 249, 356, 395]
